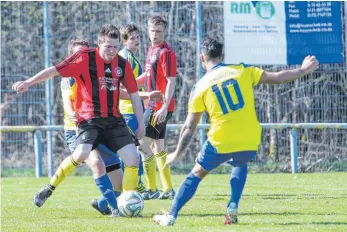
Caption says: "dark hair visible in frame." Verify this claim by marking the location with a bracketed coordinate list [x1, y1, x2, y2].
[120, 24, 140, 41]
[98, 24, 120, 43]
[201, 37, 223, 61]
[148, 15, 168, 29]
[67, 40, 89, 56]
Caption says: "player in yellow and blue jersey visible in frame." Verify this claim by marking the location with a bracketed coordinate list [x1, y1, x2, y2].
[153, 37, 319, 226]
[118, 24, 145, 193]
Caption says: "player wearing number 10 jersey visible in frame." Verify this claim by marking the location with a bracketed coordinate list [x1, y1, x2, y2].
[153, 37, 319, 226]
[190, 62, 263, 153]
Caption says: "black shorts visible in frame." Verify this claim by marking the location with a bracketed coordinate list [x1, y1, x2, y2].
[76, 117, 135, 153]
[144, 109, 173, 140]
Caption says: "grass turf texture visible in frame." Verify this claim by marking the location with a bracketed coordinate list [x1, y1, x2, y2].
[2, 173, 347, 232]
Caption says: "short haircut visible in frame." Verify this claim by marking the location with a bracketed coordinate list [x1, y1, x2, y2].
[98, 24, 121, 44]
[148, 15, 168, 29]
[120, 24, 140, 41]
[67, 40, 89, 56]
[201, 37, 223, 61]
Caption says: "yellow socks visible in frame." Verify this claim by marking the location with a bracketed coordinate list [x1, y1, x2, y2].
[49, 155, 79, 190]
[123, 165, 139, 191]
[143, 155, 157, 191]
[155, 151, 173, 192]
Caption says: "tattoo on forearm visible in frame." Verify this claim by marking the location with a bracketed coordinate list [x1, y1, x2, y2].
[176, 113, 202, 156]
[177, 129, 195, 153]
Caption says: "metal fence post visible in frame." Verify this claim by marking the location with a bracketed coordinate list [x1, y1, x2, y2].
[43, 1, 54, 177]
[129, 2, 135, 22]
[290, 128, 298, 173]
[196, 1, 206, 147]
[34, 130, 43, 178]
[345, 2, 347, 68]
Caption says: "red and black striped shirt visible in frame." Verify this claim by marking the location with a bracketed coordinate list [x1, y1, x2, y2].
[144, 41, 177, 112]
[55, 48, 138, 123]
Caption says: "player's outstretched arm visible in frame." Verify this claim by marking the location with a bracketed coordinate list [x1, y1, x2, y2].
[12, 66, 59, 93]
[164, 112, 203, 168]
[259, 55, 319, 84]
[119, 87, 163, 102]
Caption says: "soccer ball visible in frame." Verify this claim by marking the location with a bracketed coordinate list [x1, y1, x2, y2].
[117, 191, 144, 217]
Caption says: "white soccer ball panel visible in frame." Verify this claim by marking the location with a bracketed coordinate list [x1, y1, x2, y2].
[117, 191, 144, 217]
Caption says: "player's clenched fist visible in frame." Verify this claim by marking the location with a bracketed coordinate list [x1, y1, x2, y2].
[148, 91, 164, 102]
[301, 55, 319, 75]
[12, 81, 30, 93]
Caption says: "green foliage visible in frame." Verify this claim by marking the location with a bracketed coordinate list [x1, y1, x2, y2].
[2, 174, 347, 231]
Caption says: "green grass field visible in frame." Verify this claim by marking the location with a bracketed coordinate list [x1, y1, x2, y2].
[2, 173, 347, 232]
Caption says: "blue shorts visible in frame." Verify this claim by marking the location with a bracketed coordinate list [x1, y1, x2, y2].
[196, 140, 257, 172]
[64, 130, 121, 167]
[64, 130, 76, 153]
[123, 114, 139, 133]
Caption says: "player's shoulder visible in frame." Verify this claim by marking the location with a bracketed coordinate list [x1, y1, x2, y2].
[81, 47, 95, 53]
[60, 48, 92, 64]
[160, 42, 176, 56]
[117, 54, 130, 64]
[194, 75, 211, 94]
[221, 63, 262, 75]
[76, 48, 95, 57]
[222, 63, 247, 69]
[118, 48, 129, 59]
[117, 54, 132, 71]
[230, 62, 260, 70]
[70, 48, 94, 62]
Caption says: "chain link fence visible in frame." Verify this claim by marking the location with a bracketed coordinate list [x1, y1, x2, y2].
[1, 2, 346, 176]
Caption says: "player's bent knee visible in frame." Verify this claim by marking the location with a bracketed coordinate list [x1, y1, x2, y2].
[192, 163, 208, 179]
[138, 148, 152, 159]
[88, 158, 106, 176]
[123, 154, 140, 167]
[153, 139, 165, 152]
[73, 144, 93, 162]
[138, 143, 153, 159]
[118, 144, 140, 167]
[139, 136, 152, 145]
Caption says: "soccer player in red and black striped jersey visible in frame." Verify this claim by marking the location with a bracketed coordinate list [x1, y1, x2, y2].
[136, 16, 177, 200]
[12, 24, 145, 217]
